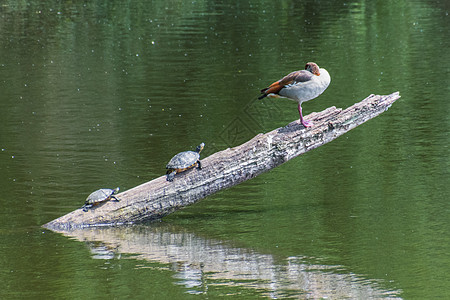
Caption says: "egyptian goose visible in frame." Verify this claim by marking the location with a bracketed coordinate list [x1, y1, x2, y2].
[259, 62, 331, 127]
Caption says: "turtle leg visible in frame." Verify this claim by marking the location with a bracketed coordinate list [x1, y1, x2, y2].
[82, 204, 91, 212]
[166, 171, 176, 182]
[197, 160, 202, 170]
[111, 195, 120, 202]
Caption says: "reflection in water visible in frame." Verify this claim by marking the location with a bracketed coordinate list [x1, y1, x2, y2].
[64, 224, 402, 299]
[88, 243, 120, 260]
[0, 0, 448, 298]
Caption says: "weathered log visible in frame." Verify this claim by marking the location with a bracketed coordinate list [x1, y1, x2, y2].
[43, 92, 400, 230]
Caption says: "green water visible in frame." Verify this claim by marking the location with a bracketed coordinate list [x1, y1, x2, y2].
[1, 0, 449, 299]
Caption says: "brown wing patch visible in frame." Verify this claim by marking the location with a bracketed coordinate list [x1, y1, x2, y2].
[259, 70, 313, 99]
[259, 81, 281, 99]
[265, 81, 288, 94]
[259, 77, 294, 98]
[281, 70, 313, 85]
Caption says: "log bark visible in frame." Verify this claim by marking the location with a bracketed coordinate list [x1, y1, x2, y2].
[43, 92, 400, 230]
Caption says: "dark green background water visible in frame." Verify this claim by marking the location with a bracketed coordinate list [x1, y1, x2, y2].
[1, 0, 449, 299]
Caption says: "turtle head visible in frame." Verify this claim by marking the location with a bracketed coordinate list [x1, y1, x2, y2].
[113, 187, 120, 194]
[196, 143, 205, 153]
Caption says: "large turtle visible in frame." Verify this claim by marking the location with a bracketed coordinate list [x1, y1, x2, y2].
[82, 187, 120, 212]
[166, 143, 204, 182]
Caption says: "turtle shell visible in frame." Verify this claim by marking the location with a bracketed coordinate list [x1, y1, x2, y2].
[82, 187, 119, 211]
[166, 151, 200, 171]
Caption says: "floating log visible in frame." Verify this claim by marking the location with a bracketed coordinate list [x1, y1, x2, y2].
[43, 92, 400, 230]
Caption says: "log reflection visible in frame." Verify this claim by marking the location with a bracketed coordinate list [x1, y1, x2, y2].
[56, 224, 402, 299]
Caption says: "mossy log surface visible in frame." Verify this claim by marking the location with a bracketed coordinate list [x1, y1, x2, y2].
[43, 92, 400, 230]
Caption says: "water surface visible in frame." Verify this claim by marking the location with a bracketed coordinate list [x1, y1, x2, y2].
[1, 0, 449, 299]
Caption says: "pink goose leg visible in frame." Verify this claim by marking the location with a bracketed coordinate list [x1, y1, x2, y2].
[298, 103, 313, 127]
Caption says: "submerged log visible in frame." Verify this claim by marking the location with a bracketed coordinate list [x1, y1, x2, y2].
[43, 92, 400, 230]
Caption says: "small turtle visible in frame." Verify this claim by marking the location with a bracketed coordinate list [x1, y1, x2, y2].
[166, 143, 204, 182]
[82, 187, 120, 212]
